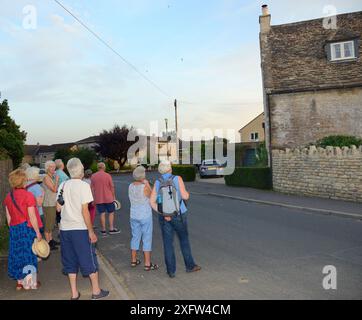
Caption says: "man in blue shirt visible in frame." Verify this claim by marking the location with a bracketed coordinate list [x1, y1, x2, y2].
[55, 159, 70, 189]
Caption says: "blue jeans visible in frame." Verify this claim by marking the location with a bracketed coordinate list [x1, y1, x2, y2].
[158, 214, 196, 275]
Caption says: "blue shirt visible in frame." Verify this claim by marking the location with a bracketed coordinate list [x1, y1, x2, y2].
[56, 169, 70, 190]
[155, 173, 188, 214]
[26, 182, 44, 216]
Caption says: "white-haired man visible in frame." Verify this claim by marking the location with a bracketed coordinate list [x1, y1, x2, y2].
[91, 162, 120, 236]
[57, 158, 109, 300]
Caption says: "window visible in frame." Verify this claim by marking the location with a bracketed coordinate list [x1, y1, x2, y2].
[330, 41, 356, 61]
[250, 132, 259, 141]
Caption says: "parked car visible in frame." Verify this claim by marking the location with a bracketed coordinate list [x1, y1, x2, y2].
[199, 159, 225, 178]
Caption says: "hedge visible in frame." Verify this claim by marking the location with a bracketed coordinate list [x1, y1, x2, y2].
[172, 165, 196, 182]
[224, 167, 272, 190]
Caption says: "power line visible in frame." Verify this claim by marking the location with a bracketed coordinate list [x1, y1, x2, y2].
[53, 0, 171, 99]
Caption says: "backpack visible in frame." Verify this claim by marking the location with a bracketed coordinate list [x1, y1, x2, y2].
[156, 175, 181, 217]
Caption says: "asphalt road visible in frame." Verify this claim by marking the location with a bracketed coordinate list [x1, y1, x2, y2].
[95, 173, 362, 300]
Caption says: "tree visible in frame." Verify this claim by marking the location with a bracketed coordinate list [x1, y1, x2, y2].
[0, 100, 27, 167]
[73, 148, 97, 170]
[54, 148, 72, 164]
[95, 125, 137, 167]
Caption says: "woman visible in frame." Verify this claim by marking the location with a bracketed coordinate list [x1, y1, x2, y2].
[128, 166, 158, 271]
[25, 166, 45, 234]
[83, 169, 96, 226]
[4, 169, 43, 290]
[150, 160, 201, 278]
[57, 158, 109, 300]
[42, 160, 59, 250]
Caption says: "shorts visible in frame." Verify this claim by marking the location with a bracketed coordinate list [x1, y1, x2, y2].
[130, 217, 153, 252]
[96, 203, 115, 214]
[60, 230, 98, 277]
[43, 206, 56, 233]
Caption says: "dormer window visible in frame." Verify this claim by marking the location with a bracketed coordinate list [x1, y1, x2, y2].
[329, 40, 356, 61]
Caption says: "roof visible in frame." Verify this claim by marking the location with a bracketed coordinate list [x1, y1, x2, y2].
[76, 135, 100, 144]
[239, 112, 265, 133]
[24, 145, 43, 156]
[262, 11, 362, 92]
[37, 143, 76, 154]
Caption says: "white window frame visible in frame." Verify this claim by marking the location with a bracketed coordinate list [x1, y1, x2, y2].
[250, 132, 259, 142]
[330, 41, 356, 61]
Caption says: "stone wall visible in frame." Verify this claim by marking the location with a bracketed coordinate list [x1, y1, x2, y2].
[0, 159, 12, 225]
[272, 145, 362, 202]
[269, 87, 362, 149]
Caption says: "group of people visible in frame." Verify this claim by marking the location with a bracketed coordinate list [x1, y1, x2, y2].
[3, 157, 201, 300]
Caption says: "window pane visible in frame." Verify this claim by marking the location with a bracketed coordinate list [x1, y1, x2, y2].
[255, 133, 259, 140]
[334, 44, 341, 59]
[344, 42, 353, 58]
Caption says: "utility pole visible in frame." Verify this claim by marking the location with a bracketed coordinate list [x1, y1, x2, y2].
[174, 99, 179, 162]
[164, 118, 169, 160]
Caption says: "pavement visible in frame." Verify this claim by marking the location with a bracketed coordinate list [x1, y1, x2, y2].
[94, 173, 362, 300]
[192, 176, 362, 220]
[0, 243, 124, 300]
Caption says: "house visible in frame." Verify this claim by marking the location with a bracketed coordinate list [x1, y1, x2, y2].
[76, 135, 100, 150]
[22, 144, 44, 165]
[239, 112, 265, 143]
[259, 5, 362, 163]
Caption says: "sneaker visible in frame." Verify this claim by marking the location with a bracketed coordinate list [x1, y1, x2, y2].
[168, 273, 176, 278]
[109, 229, 121, 235]
[91, 289, 109, 300]
[100, 230, 108, 237]
[186, 265, 202, 273]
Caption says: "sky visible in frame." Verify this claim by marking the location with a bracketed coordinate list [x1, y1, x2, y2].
[0, 0, 361, 145]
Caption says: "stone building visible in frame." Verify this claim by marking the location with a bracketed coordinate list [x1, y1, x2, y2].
[259, 5, 362, 162]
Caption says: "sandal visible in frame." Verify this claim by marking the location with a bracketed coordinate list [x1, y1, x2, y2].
[71, 292, 81, 300]
[144, 263, 159, 272]
[16, 283, 23, 291]
[131, 259, 141, 268]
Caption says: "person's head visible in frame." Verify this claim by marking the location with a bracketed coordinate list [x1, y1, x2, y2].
[54, 159, 65, 171]
[97, 162, 106, 172]
[84, 169, 93, 179]
[9, 169, 27, 189]
[45, 160, 56, 175]
[25, 166, 40, 182]
[20, 163, 31, 171]
[67, 158, 84, 179]
[133, 166, 146, 182]
[158, 160, 172, 175]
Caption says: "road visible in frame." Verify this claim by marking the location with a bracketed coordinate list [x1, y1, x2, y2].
[95, 173, 362, 300]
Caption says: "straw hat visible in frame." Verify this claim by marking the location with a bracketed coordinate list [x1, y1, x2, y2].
[113, 200, 122, 211]
[32, 238, 50, 259]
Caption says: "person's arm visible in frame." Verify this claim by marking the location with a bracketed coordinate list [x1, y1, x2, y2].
[178, 176, 190, 200]
[150, 184, 158, 211]
[143, 180, 152, 198]
[44, 175, 57, 193]
[81, 203, 97, 243]
[28, 207, 42, 241]
[5, 206, 11, 226]
[36, 188, 44, 207]
[109, 175, 116, 199]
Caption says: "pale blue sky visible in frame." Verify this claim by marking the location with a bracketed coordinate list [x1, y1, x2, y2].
[0, 0, 361, 144]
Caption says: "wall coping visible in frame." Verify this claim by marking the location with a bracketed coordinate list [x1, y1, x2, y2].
[272, 145, 362, 157]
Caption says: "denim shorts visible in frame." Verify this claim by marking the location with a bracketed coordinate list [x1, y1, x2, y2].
[96, 203, 115, 214]
[130, 217, 153, 252]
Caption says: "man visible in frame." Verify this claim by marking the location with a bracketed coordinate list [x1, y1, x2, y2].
[91, 162, 120, 236]
[57, 158, 109, 300]
[150, 160, 201, 278]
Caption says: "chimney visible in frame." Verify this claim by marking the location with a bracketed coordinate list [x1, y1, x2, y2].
[259, 4, 271, 34]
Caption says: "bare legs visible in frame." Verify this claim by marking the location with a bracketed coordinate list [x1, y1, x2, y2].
[68, 272, 101, 299]
[131, 250, 151, 267]
[100, 212, 115, 232]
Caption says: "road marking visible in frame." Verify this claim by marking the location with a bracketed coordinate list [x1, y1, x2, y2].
[190, 192, 362, 221]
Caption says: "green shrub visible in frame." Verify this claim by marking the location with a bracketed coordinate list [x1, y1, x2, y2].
[0, 224, 9, 256]
[316, 135, 362, 148]
[224, 167, 272, 189]
[90, 161, 111, 173]
[172, 165, 196, 182]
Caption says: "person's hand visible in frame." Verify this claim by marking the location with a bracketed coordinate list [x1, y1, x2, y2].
[89, 231, 98, 244]
[55, 175, 60, 182]
[164, 216, 172, 222]
[36, 232, 42, 241]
